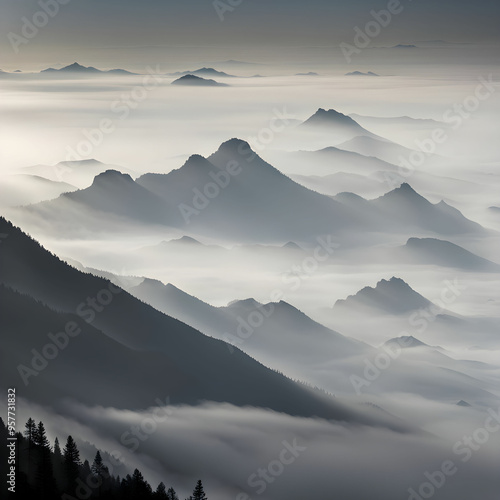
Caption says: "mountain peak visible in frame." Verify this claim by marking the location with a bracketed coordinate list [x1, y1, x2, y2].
[378, 182, 423, 202]
[217, 138, 252, 154]
[302, 108, 363, 129]
[140, 277, 164, 287]
[226, 298, 262, 309]
[171, 74, 226, 86]
[378, 276, 408, 288]
[282, 241, 303, 251]
[41, 62, 101, 73]
[395, 182, 416, 193]
[346, 71, 379, 76]
[62, 62, 99, 72]
[169, 236, 202, 245]
[335, 276, 432, 315]
[384, 335, 427, 348]
[92, 169, 133, 185]
[178, 154, 212, 172]
[371, 277, 420, 295]
[187, 153, 207, 162]
[313, 108, 349, 120]
[403, 237, 500, 271]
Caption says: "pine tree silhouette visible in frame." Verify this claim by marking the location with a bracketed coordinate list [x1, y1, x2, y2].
[52, 436, 65, 490]
[155, 481, 168, 499]
[63, 435, 81, 490]
[15, 418, 191, 499]
[53, 437, 62, 457]
[188, 479, 208, 500]
[34, 421, 50, 447]
[131, 468, 153, 498]
[167, 486, 180, 500]
[24, 418, 36, 442]
[32, 421, 57, 499]
[91, 450, 109, 497]
[23, 418, 36, 482]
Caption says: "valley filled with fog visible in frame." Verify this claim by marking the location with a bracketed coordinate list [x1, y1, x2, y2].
[1, 56, 499, 499]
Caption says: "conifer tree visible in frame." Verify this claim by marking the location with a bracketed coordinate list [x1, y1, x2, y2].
[34, 421, 50, 448]
[24, 418, 36, 442]
[33, 421, 57, 499]
[91, 450, 109, 497]
[190, 479, 207, 500]
[23, 418, 37, 481]
[167, 486, 180, 500]
[52, 436, 65, 491]
[131, 468, 153, 498]
[91, 450, 105, 476]
[53, 437, 62, 459]
[155, 481, 168, 499]
[63, 435, 81, 488]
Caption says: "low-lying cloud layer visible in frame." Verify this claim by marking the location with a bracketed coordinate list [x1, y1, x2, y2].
[2, 397, 499, 500]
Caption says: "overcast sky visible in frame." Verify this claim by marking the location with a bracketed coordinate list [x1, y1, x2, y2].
[1, 0, 499, 70]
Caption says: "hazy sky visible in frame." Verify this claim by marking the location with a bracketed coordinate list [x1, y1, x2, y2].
[1, 0, 499, 70]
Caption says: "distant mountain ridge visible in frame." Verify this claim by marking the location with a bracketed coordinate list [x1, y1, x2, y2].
[346, 71, 379, 76]
[171, 74, 228, 86]
[11, 141, 486, 242]
[398, 237, 500, 271]
[334, 277, 433, 315]
[0, 216, 372, 423]
[19, 158, 136, 188]
[169, 67, 236, 78]
[41, 62, 137, 75]
[127, 278, 367, 371]
[302, 108, 375, 135]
